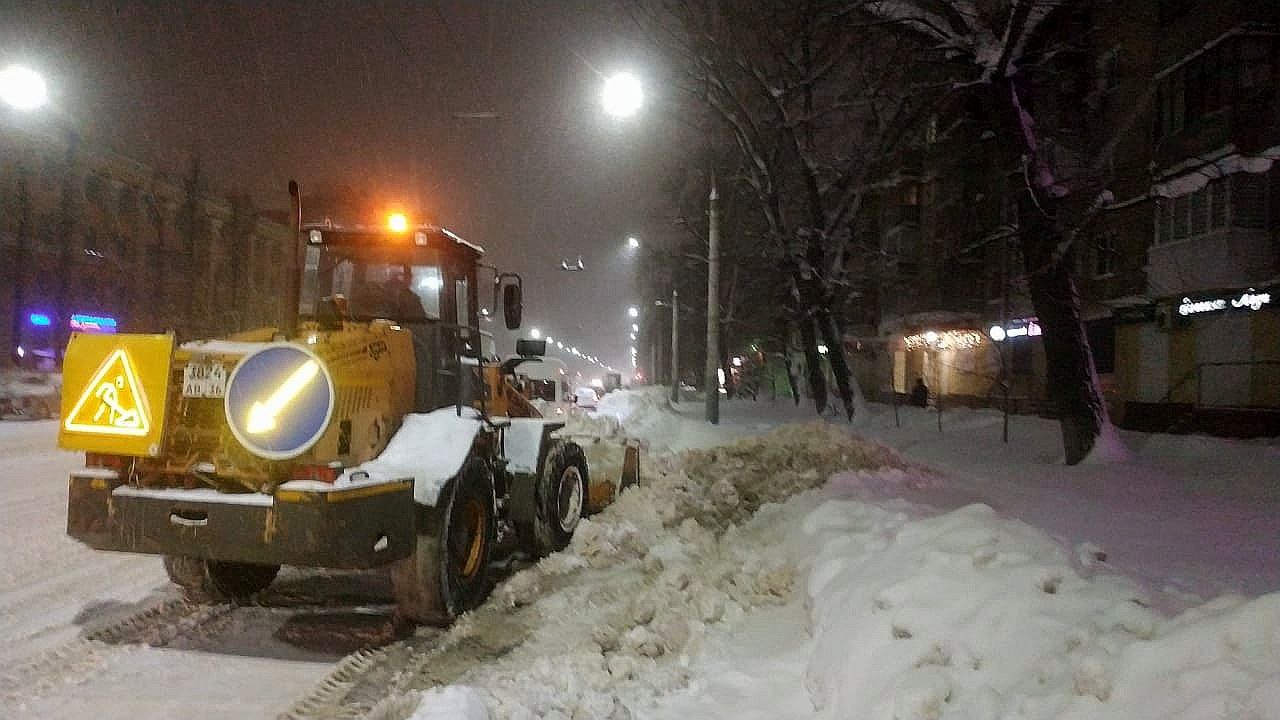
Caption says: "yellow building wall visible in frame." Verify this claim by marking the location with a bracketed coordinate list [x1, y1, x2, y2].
[1251, 311, 1280, 407]
[1168, 325, 1196, 403]
[1114, 323, 1143, 421]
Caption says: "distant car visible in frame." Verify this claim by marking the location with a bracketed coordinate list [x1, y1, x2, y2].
[572, 385, 601, 410]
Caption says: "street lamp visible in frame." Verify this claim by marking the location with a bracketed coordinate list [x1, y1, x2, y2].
[602, 72, 643, 119]
[627, 306, 639, 319]
[0, 65, 48, 111]
[530, 327, 542, 339]
[655, 289, 680, 403]
[602, 71, 720, 423]
[627, 236, 640, 250]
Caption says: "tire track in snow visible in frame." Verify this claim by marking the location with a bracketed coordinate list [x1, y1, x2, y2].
[0, 597, 235, 704]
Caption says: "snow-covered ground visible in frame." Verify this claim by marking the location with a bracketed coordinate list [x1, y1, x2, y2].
[395, 389, 1279, 720]
[1, 389, 1277, 719]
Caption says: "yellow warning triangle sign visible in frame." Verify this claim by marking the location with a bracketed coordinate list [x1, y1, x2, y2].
[64, 348, 152, 437]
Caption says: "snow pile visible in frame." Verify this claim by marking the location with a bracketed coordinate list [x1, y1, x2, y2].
[390, 424, 913, 720]
[800, 495, 1280, 719]
[592, 387, 782, 453]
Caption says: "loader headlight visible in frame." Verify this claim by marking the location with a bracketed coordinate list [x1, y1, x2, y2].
[224, 344, 335, 460]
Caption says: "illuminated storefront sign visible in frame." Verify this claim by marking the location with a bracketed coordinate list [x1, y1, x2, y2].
[1179, 289, 1272, 317]
[69, 313, 119, 333]
[904, 329, 985, 351]
[28, 312, 52, 327]
[989, 317, 1042, 342]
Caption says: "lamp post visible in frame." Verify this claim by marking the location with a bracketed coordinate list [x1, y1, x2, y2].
[704, 176, 720, 424]
[654, 289, 679, 403]
[2, 65, 49, 362]
[602, 71, 719, 423]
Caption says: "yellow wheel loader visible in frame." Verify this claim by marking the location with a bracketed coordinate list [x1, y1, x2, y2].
[59, 185, 639, 624]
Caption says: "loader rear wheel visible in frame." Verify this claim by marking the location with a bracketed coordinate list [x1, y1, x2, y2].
[163, 555, 280, 602]
[517, 441, 588, 559]
[391, 458, 496, 625]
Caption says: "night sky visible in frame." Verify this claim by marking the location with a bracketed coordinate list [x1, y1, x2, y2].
[0, 1, 691, 374]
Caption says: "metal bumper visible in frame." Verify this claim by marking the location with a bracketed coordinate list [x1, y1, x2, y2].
[67, 473, 416, 569]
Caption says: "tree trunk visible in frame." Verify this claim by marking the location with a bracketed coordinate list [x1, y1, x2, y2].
[1018, 200, 1109, 465]
[990, 76, 1111, 465]
[799, 317, 827, 414]
[817, 309, 860, 420]
[781, 350, 801, 405]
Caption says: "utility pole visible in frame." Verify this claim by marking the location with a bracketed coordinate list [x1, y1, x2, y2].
[705, 173, 721, 424]
[670, 288, 680, 404]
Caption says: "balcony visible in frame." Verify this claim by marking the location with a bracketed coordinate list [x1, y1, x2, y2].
[1145, 227, 1277, 296]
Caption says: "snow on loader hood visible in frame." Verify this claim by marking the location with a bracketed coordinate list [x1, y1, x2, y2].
[302, 407, 482, 506]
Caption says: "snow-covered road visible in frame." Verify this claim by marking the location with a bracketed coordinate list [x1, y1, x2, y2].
[0, 421, 342, 719]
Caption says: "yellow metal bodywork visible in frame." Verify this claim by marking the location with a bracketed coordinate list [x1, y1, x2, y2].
[477, 365, 541, 418]
[58, 332, 175, 457]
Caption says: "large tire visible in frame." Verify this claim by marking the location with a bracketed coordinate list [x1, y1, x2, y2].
[391, 457, 496, 624]
[163, 555, 280, 602]
[517, 441, 588, 559]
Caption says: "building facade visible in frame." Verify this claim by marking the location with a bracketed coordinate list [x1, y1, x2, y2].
[856, 0, 1279, 433]
[1, 117, 292, 368]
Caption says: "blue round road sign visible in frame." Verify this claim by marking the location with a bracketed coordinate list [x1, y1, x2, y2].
[224, 344, 335, 460]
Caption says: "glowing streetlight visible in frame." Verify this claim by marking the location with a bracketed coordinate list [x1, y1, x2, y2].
[627, 236, 640, 250]
[387, 213, 408, 232]
[0, 65, 48, 111]
[545, 335, 554, 344]
[602, 72, 643, 118]
[627, 306, 639, 318]
[530, 327, 542, 339]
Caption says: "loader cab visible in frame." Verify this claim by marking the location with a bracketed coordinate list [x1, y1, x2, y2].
[297, 223, 484, 411]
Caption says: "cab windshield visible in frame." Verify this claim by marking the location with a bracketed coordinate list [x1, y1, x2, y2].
[300, 243, 442, 323]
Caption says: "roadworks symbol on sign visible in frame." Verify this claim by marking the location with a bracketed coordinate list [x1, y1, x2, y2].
[64, 348, 151, 437]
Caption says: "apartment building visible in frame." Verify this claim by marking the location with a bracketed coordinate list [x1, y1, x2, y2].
[858, 0, 1279, 434]
[0, 117, 291, 368]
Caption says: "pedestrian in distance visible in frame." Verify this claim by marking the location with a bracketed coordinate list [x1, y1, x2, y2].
[909, 377, 929, 407]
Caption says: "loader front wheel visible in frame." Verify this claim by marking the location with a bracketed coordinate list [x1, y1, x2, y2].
[391, 458, 496, 625]
[517, 441, 588, 559]
[163, 555, 279, 602]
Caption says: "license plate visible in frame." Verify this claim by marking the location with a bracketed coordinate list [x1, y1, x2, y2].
[182, 361, 227, 398]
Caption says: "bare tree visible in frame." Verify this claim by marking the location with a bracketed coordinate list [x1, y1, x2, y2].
[634, 0, 941, 418]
